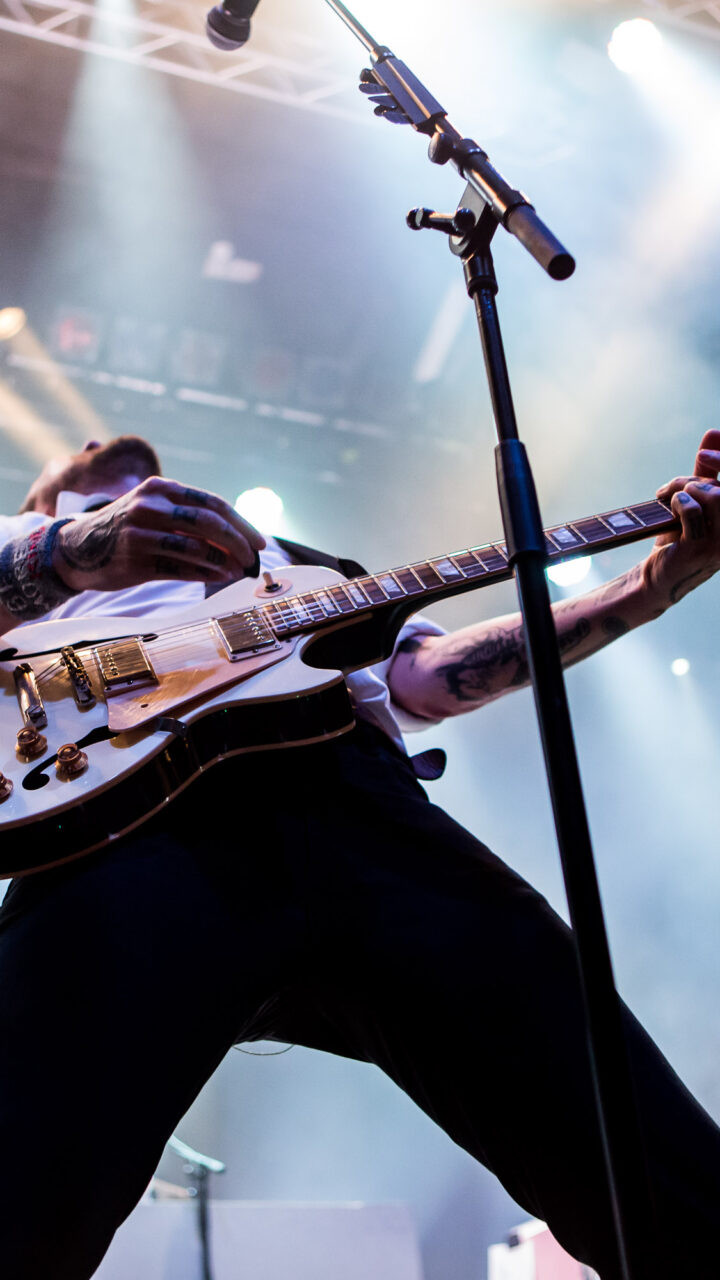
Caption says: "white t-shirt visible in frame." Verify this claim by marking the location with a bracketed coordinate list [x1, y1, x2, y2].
[0, 492, 445, 752]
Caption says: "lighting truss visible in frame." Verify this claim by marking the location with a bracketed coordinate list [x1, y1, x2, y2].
[0, 0, 368, 121]
[640, 0, 720, 42]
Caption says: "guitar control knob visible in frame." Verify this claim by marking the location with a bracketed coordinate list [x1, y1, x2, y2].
[0, 772, 13, 803]
[55, 742, 88, 780]
[254, 571, 291, 599]
[16, 726, 48, 761]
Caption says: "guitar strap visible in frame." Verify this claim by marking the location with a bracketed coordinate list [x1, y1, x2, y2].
[272, 536, 368, 581]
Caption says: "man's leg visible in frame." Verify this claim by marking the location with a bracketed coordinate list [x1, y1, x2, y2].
[0, 788, 309, 1280]
[271, 727, 720, 1280]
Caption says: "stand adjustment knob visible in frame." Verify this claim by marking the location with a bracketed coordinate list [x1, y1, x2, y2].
[16, 726, 48, 761]
[0, 772, 13, 802]
[55, 743, 88, 780]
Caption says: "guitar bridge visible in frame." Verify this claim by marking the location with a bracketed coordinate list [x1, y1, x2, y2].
[61, 646, 96, 707]
[214, 612, 281, 662]
[92, 638, 158, 696]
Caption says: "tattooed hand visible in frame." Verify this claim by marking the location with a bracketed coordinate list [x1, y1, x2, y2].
[52, 476, 266, 593]
[644, 428, 720, 607]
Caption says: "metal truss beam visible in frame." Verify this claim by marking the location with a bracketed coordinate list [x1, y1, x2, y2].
[0, 0, 369, 122]
[641, 0, 720, 42]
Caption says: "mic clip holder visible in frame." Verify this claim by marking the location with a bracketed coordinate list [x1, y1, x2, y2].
[406, 207, 476, 238]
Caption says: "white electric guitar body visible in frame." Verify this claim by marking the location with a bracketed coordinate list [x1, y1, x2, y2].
[0, 493, 678, 877]
[0, 567, 356, 878]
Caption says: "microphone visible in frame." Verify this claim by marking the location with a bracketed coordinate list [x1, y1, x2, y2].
[206, 0, 261, 51]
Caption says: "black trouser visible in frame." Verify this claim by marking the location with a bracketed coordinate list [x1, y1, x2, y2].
[1, 721, 718, 1279]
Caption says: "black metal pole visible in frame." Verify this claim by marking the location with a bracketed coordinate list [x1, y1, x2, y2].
[319, 8, 660, 1278]
[461, 235, 658, 1280]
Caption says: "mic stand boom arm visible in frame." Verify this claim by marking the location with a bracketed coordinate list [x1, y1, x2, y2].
[321, 3, 657, 1278]
[326, 0, 574, 280]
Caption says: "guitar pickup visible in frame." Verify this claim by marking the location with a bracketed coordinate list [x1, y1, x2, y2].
[14, 662, 47, 728]
[214, 613, 280, 662]
[61, 646, 96, 708]
[92, 638, 158, 696]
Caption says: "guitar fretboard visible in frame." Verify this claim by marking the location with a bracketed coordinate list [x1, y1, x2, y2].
[226, 498, 676, 640]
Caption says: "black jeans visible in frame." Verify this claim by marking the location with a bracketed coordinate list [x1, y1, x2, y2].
[1, 721, 718, 1279]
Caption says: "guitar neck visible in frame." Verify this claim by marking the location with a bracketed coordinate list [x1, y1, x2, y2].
[242, 497, 677, 641]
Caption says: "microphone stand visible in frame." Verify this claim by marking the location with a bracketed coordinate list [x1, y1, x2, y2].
[318, 5, 658, 1278]
[168, 1134, 226, 1280]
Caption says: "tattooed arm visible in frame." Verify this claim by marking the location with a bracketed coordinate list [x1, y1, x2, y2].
[388, 430, 720, 720]
[387, 565, 656, 719]
[52, 476, 265, 595]
[0, 476, 265, 633]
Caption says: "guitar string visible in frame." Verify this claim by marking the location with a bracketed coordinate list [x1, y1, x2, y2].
[28, 510, 670, 690]
[30, 572, 426, 687]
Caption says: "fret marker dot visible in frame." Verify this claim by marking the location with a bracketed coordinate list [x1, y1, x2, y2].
[671, 659, 690, 677]
[547, 556, 592, 587]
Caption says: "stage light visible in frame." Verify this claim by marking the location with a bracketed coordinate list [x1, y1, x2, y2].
[547, 556, 592, 587]
[671, 658, 691, 677]
[608, 19, 664, 76]
[235, 486, 285, 532]
[0, 308, 27, 341]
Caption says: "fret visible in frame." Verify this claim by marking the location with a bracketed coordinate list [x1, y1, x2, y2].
[299, 593, 327, 622]
[569, 516, 612, 545]
[264, 603, 290, 634]
[412, 562, 444, 589]
[450, 551, 486, 578]
[375, 572, 406, 599]
[359, 577, 390, 604]
[288, 599, 315, 626]
[473, 546, 508, 574]
[343, 581, 372, 608]
[630, 500, 674, 527]
[546, 524, 586, 554]
[430, 556, 465, 582]
[393, 567, 426, 595]
[315, 590, 342, 616]
[602, 508, 641, 533]
[328, 585, 355, 613]
[274, 602, 301, 629]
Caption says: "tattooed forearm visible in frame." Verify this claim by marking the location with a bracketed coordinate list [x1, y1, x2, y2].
[436, 628, 531, 703]
[436, 616, 594, 705]
[56, 513, 120, 572]
[389, 554, 697, 719]
[396, 636, 424, 665]
[669, 567, 707, 605]
[602, 616, 629, 639]
[0, 520, 76, 621]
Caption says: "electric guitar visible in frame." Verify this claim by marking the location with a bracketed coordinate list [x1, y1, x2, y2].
[0, 496, 676, 877]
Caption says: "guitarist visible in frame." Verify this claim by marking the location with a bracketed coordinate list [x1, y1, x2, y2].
[0, 433, 719, 1280]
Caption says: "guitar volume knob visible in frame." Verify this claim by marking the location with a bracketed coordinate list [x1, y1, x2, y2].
[16, 726, 48, 761]
[0, 772, 13, 803]
[55, 743, 88, 780]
